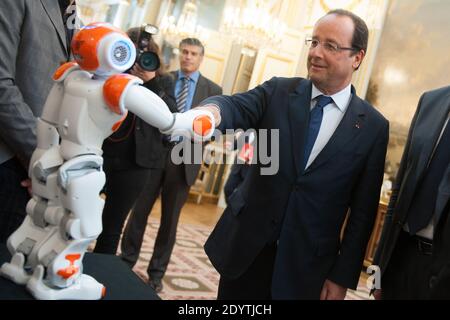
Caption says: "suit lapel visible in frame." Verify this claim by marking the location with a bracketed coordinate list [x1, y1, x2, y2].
[40, 0, 68, 57]
[305, 87, 365, 174]
[399, 94, 450, 223]
[414, 99, 450, 178]
[288, 80, 312, 177]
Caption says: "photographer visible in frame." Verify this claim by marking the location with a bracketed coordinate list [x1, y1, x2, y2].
[93, 26, 177, 255]
[119, 38, 222, 293]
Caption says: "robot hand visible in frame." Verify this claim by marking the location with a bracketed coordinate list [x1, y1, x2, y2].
[160, 109, 215, 143]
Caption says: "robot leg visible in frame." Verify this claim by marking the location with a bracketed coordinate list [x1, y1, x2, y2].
[0, 198, 59, 284]
[26, 155, 106, 300]
[1, 162, 62, 285]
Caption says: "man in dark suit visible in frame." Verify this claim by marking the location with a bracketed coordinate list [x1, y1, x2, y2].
[373, 86, 450, 300]
[120, 38, 222, 292]
[198, 9, 389, 300]
[0, 0, 76, 243]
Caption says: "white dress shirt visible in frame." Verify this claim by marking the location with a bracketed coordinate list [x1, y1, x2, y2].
[305, 84, 352, 169]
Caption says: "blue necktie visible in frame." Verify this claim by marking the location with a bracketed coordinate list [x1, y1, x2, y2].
[166, 77, 190, 144]
[176, 77, 190, 113]
[302, 95, 333, 170]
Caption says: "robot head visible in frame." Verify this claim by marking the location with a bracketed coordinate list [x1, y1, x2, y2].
[72, 22, 136, 77]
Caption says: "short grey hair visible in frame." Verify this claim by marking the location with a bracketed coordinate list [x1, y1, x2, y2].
[179, 38, 205, 56]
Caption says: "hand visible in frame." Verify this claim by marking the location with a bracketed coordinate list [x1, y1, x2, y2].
[20, 178, 32, 196]
[197, 104, 221, 126]
[320, 279, 347, 300]
[373, 289, 382, 300]
[161, 109, 215, 143]
[130, 64, 156, 82]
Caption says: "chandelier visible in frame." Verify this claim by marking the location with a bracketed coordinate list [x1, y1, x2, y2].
[222, 0, 287, 50]
[159, 0, 209, 48]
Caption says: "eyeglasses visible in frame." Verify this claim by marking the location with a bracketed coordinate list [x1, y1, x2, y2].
[305, 38, 358, 53]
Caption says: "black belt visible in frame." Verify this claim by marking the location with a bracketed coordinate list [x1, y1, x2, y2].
[400, 230, 433, 255]
[402, 230, 433, 255]
[414, 235, 433, 255]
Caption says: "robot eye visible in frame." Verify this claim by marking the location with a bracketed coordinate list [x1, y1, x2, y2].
[111, 40, 132, 66]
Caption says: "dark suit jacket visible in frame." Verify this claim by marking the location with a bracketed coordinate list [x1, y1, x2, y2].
[102, 74, 177, 169]
[0, 0, 71, 166]
[170, 71, 222, 186]
[430, 177, 450, 299]
[224, 163, 251, 204]
[372, 86, 450, 294]
[203, 77, 389, 299]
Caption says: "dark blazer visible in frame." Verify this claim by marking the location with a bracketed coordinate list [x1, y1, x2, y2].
[102, 74, 177, 169]
[224, 163, 251, 204]
[0, 0, 71, 166]
[373, 86, 450, 291]
[430, 176, 450, 299]
[203, 77, 389, 299]
[171, 71, 222, 186]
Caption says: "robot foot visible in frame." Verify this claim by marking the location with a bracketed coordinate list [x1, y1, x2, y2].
[0, 253, 31, 285]
[27, 265, 106, 300]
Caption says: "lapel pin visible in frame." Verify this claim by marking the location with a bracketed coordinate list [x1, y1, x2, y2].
[355, 123, 361, 129]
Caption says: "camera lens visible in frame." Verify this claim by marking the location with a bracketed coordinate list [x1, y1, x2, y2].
[138, 52, 160, 71]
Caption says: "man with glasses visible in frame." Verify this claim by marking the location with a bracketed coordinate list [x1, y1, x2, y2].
[197, 9, 389, 299]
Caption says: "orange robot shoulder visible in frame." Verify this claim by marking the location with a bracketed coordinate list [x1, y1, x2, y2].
[103, 74, 143, 115]
[53, 62, 80, 82]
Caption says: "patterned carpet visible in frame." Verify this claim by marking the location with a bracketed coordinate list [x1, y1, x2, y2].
[124, 217, 372, 300]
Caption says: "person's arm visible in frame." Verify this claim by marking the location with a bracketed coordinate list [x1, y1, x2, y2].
[326, 120, 389, 293]
[0, 0, 37, 168]
[196, 77, 277, 132]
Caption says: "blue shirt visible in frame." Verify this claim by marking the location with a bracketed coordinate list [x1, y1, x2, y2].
[175, 70, 200, 112]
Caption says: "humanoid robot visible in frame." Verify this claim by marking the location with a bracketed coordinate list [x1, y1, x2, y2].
[0, 23, 214, 300]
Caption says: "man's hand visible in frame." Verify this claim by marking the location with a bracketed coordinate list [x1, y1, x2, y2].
[197, 104, 221, 127]
[373, 289, 382, 300]
[320, 279, 347, 300]
[20, 178, 32, 196]
[130, 64, 156, 83]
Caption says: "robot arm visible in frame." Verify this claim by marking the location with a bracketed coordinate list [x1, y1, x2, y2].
[105, 74, 215, 142]
[123, 85, 215, 142]
[28, 63, 77, 187]
[123, 84, 175, 131]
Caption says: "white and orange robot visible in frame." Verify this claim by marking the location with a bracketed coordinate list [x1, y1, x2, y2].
[0, 23, 214, 300]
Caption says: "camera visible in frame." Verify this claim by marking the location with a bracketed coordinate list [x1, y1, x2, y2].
[135, 24, 160, 71]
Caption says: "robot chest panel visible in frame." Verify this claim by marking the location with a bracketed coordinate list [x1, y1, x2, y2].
[59, 81, 121, 141]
